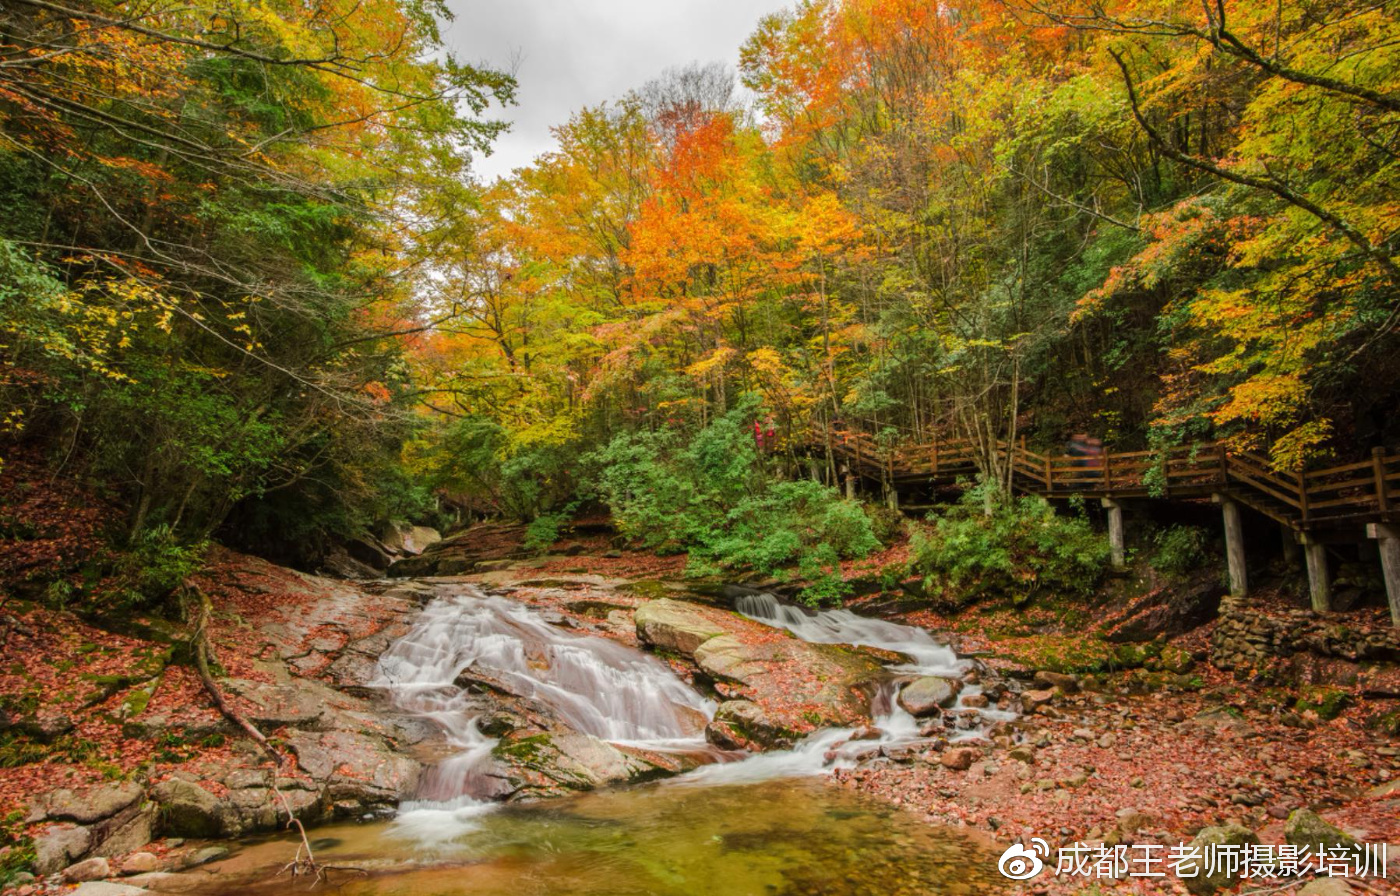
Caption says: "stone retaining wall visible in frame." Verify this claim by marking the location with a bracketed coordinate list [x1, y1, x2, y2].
[1210, 595, 1400, 679]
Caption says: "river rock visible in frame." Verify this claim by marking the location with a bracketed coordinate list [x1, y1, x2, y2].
[489, 729, 653, 798]
[182, 846, 230, 867]
[119, 853, 160, 875]
[1033, 671, 1080, 694]
[1284, 809, 1359, 851]
[62, 856, 111, 883]
[898, 677, 963, 716]
[90, 800, 157, 859]
[1179, 824, 1259, 895]
[634, 599, 727, 654]
[939, 747, 978, 771]
[705, 700, 791, 750]
[69, 884, 151, 896]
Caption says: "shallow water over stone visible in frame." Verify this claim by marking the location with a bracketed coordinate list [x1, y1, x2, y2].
[170, 777, 1002, 896]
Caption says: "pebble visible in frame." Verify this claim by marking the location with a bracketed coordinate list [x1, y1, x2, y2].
[182, 846, 230, 867]
[62, 857, 111, 883]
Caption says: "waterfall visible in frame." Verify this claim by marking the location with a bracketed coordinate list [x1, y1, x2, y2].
[685, 590, 1017, 784]
[374, 587, 715, 820]
[735, 591, 966, 677]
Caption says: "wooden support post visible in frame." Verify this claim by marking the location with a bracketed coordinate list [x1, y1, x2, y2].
[1299, 533, 1331, 614]
[1214, 494, 1248, 598]
[1367, 523, 1400, 628]
[843, 464, 856, 501]
[1102, 498, 1125, 570]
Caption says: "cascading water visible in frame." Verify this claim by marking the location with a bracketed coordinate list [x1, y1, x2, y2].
[373, 587, 715, 837]
[371, 582, 1011, 834]
[735, 592, 966, 675]
[697, 591, 1017, 781]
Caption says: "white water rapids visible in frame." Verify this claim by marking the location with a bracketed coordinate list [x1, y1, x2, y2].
[374, 585, 1012, 839]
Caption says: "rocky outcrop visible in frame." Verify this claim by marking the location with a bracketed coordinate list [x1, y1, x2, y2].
[388, 524, 529, 577]
[705, 700, 791, 750]
[633, 598, 882, 743]
[1103, 569, 1225, 643]
[20, 560, 435, 878]
[634, 599, 727, 654]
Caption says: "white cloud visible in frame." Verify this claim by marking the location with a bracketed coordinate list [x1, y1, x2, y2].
[443, 0, 792, 181]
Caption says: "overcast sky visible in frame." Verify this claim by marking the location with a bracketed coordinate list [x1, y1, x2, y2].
[443, 0, 793, 182]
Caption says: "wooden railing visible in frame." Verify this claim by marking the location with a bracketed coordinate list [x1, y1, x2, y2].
[814, 428, 1399, 529]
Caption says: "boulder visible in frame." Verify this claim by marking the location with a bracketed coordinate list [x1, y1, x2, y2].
[1105, 571, 1225, 642]
[939, 748, 978, 771]
[62, 856, 112, 883]
[634, 599, 727, 655]
[1178, 825, 1259, 895]
[1115, 807, 1150, 835]
[402, 526, 442, 555]
[221, 680, 326, 729]
[32, 823, 92, 875]
[1284, 809, 1359, 851]
[320, 546, 382, 580]
[705, 700, 792, 750]
[898, 677, 963, 716]
[488, 729, 652, 798]
[150, 778, 226, 838]
[32, 781, 143, 825]
[382, 522, 442, 556]
[90, 800, 156, 858]
[1033, 671, 1080, 694]
[1021, 689, 1055, 710]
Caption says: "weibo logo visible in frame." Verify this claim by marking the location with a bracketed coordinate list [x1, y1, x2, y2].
[998, 839, 1050, 880]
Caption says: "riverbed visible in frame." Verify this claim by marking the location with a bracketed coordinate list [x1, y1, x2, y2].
[165, 776, 1000, 896]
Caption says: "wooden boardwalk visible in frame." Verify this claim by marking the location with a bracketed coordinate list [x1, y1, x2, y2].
[816, 427, 1400, 624]
[821, 428, 1399, 532]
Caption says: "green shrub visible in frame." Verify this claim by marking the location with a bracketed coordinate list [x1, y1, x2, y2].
[1150, 524, 1211, 577]
[109, 525, 208, 612]
[584, 403, 880, 581]
[524, 510, 569, 554]
[912, 485, 1110, 606]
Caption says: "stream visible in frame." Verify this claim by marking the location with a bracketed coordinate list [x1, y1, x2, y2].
[174, 584, 1006, 895]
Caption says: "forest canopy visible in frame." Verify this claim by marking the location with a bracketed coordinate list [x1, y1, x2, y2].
[2, 0, 1398, 571]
